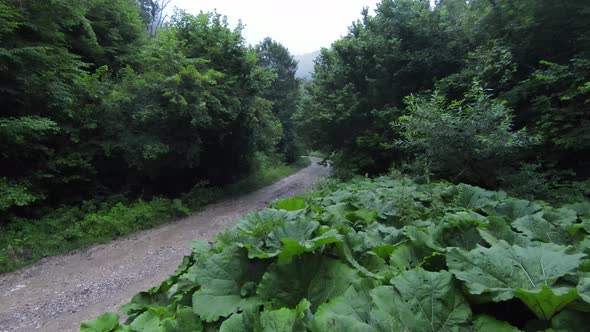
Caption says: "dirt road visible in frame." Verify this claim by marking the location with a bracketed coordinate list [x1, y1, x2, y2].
[0, 157, 329, 332]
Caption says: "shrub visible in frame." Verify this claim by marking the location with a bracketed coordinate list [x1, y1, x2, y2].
[397, 86, 534, 187]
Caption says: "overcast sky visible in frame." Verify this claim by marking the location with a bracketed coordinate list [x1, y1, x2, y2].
[170, 0, 380, 55]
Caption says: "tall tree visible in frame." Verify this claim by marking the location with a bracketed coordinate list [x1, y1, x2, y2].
[255, 37, 302, 163]
[0, 2, 283, 219]
[137, 0, 171, 37]
[296, 0, 469, 175]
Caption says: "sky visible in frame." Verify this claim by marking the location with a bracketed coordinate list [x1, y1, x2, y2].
[170, 0, 380, 55]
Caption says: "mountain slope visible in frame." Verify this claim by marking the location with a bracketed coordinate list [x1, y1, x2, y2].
[294, 50, 320, 80]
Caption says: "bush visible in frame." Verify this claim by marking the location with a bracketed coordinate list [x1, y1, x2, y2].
[397, 86, 534, 187]
[0, 197, 190, 273]
[0, 155, 309, 273]
[498, 163, 551, 201]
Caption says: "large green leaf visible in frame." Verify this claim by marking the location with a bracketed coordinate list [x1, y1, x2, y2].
[539, 206, 589, 241]
[578, 273, 590, 304]
[388, 241, 421, 274]
[321, 202, 354, 227]
[80, 313, 122, 332]
[237, 209, 304, 240]
[311, 285, 375, 332]
[447, 241, 584, 302]
[455, 184, 504, 211]
[120, 255, 196, 319]
[260, 299, 311, 332]
[448, 241, 585, 319]
[257, 255, 360, 310]
[191, 247, 266, 322]
[344, 208, 379, 226]
[126, 306, 201, 332]
[244, 219, 342, 261]
[219, 309, 260, 332]
[370, 269, 471, 332]
[338, 232, 383, 279]
[439, 211, 487, 250]
[578, 238, 590, 256]
[277, 232, 341, 261]
[190, 240, 210, 255]
[128, 310, 162, 332]
[274, 197, 308, 211]
[541, 207, 578, 228]
[270, 220, 341, 260]
[362, 222, 403, 248]
[513, 214, 571, 245]
[564, 202, 590, 224]
[478, 216, 530, 246]
[215, 210, 301, 253]
[169, 306, 202, 332]
[493, 199, 542, 220]
[343, 223, 403, 270]
[472, 315, 520, 332]
[514, 286, 578, 320]
[402, 225, 445, 253]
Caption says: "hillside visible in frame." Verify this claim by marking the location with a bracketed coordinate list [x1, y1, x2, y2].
[294, 50, 320, 80]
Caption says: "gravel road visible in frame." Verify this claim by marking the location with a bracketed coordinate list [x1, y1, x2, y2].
[0, 157, 330, 332]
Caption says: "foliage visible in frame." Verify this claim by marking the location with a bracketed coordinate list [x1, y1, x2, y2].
[397, 86, 533, 187]
[0, 178, 40, 211]
[0, 197, 189, 273]
[83, 176, 590, 331]
[0, 1, 294, 229]
[255, 38, 303, 163]
[511, 58, 590, 176]
[296, 0, 590, 191]
[497, 164, 551, 201]
[295, 0, 470, 175]
[0, 156, 308, 273]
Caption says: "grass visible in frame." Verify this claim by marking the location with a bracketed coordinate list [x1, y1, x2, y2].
[224, 156, 310, 195]
[0, 156, 310, 273]
[307, 150, 328, 159]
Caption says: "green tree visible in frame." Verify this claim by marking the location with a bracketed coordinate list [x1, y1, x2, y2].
[1, 0, 95, 214]
[75, 0, 146, 71]
[398, 87, 532, 187]
[296, 0, 469, 175]
[93, 11, 282, 194]
[0, 2, 285, 219]
[255, 37, 301, 163]
[298, 0, 590, 191]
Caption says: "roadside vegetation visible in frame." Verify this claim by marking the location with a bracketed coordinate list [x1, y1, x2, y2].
[82, 176, 590, 331]
[0, 0, 305, 271]
[295, 0, 589, 200]
[0, 155, 309, 273]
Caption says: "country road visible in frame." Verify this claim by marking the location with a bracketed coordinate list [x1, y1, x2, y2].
[0, 157, 330, 332]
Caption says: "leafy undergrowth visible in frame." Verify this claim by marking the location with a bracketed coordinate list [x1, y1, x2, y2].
[82, 177, 590, 331]
[0, 157, 308, 273]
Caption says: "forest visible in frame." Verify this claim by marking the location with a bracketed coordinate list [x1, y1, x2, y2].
[296, 0, 589, 199]
[0, 0, 304, 271]
[1, 0, 589, 331]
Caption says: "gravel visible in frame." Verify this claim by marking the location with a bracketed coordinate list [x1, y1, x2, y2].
[0, 157, 330, 332]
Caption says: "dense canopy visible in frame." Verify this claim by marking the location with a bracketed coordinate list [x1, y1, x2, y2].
[296, 0, 590, 199]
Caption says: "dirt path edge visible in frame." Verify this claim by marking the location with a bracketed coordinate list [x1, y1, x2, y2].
[0, 157, 329, 332]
